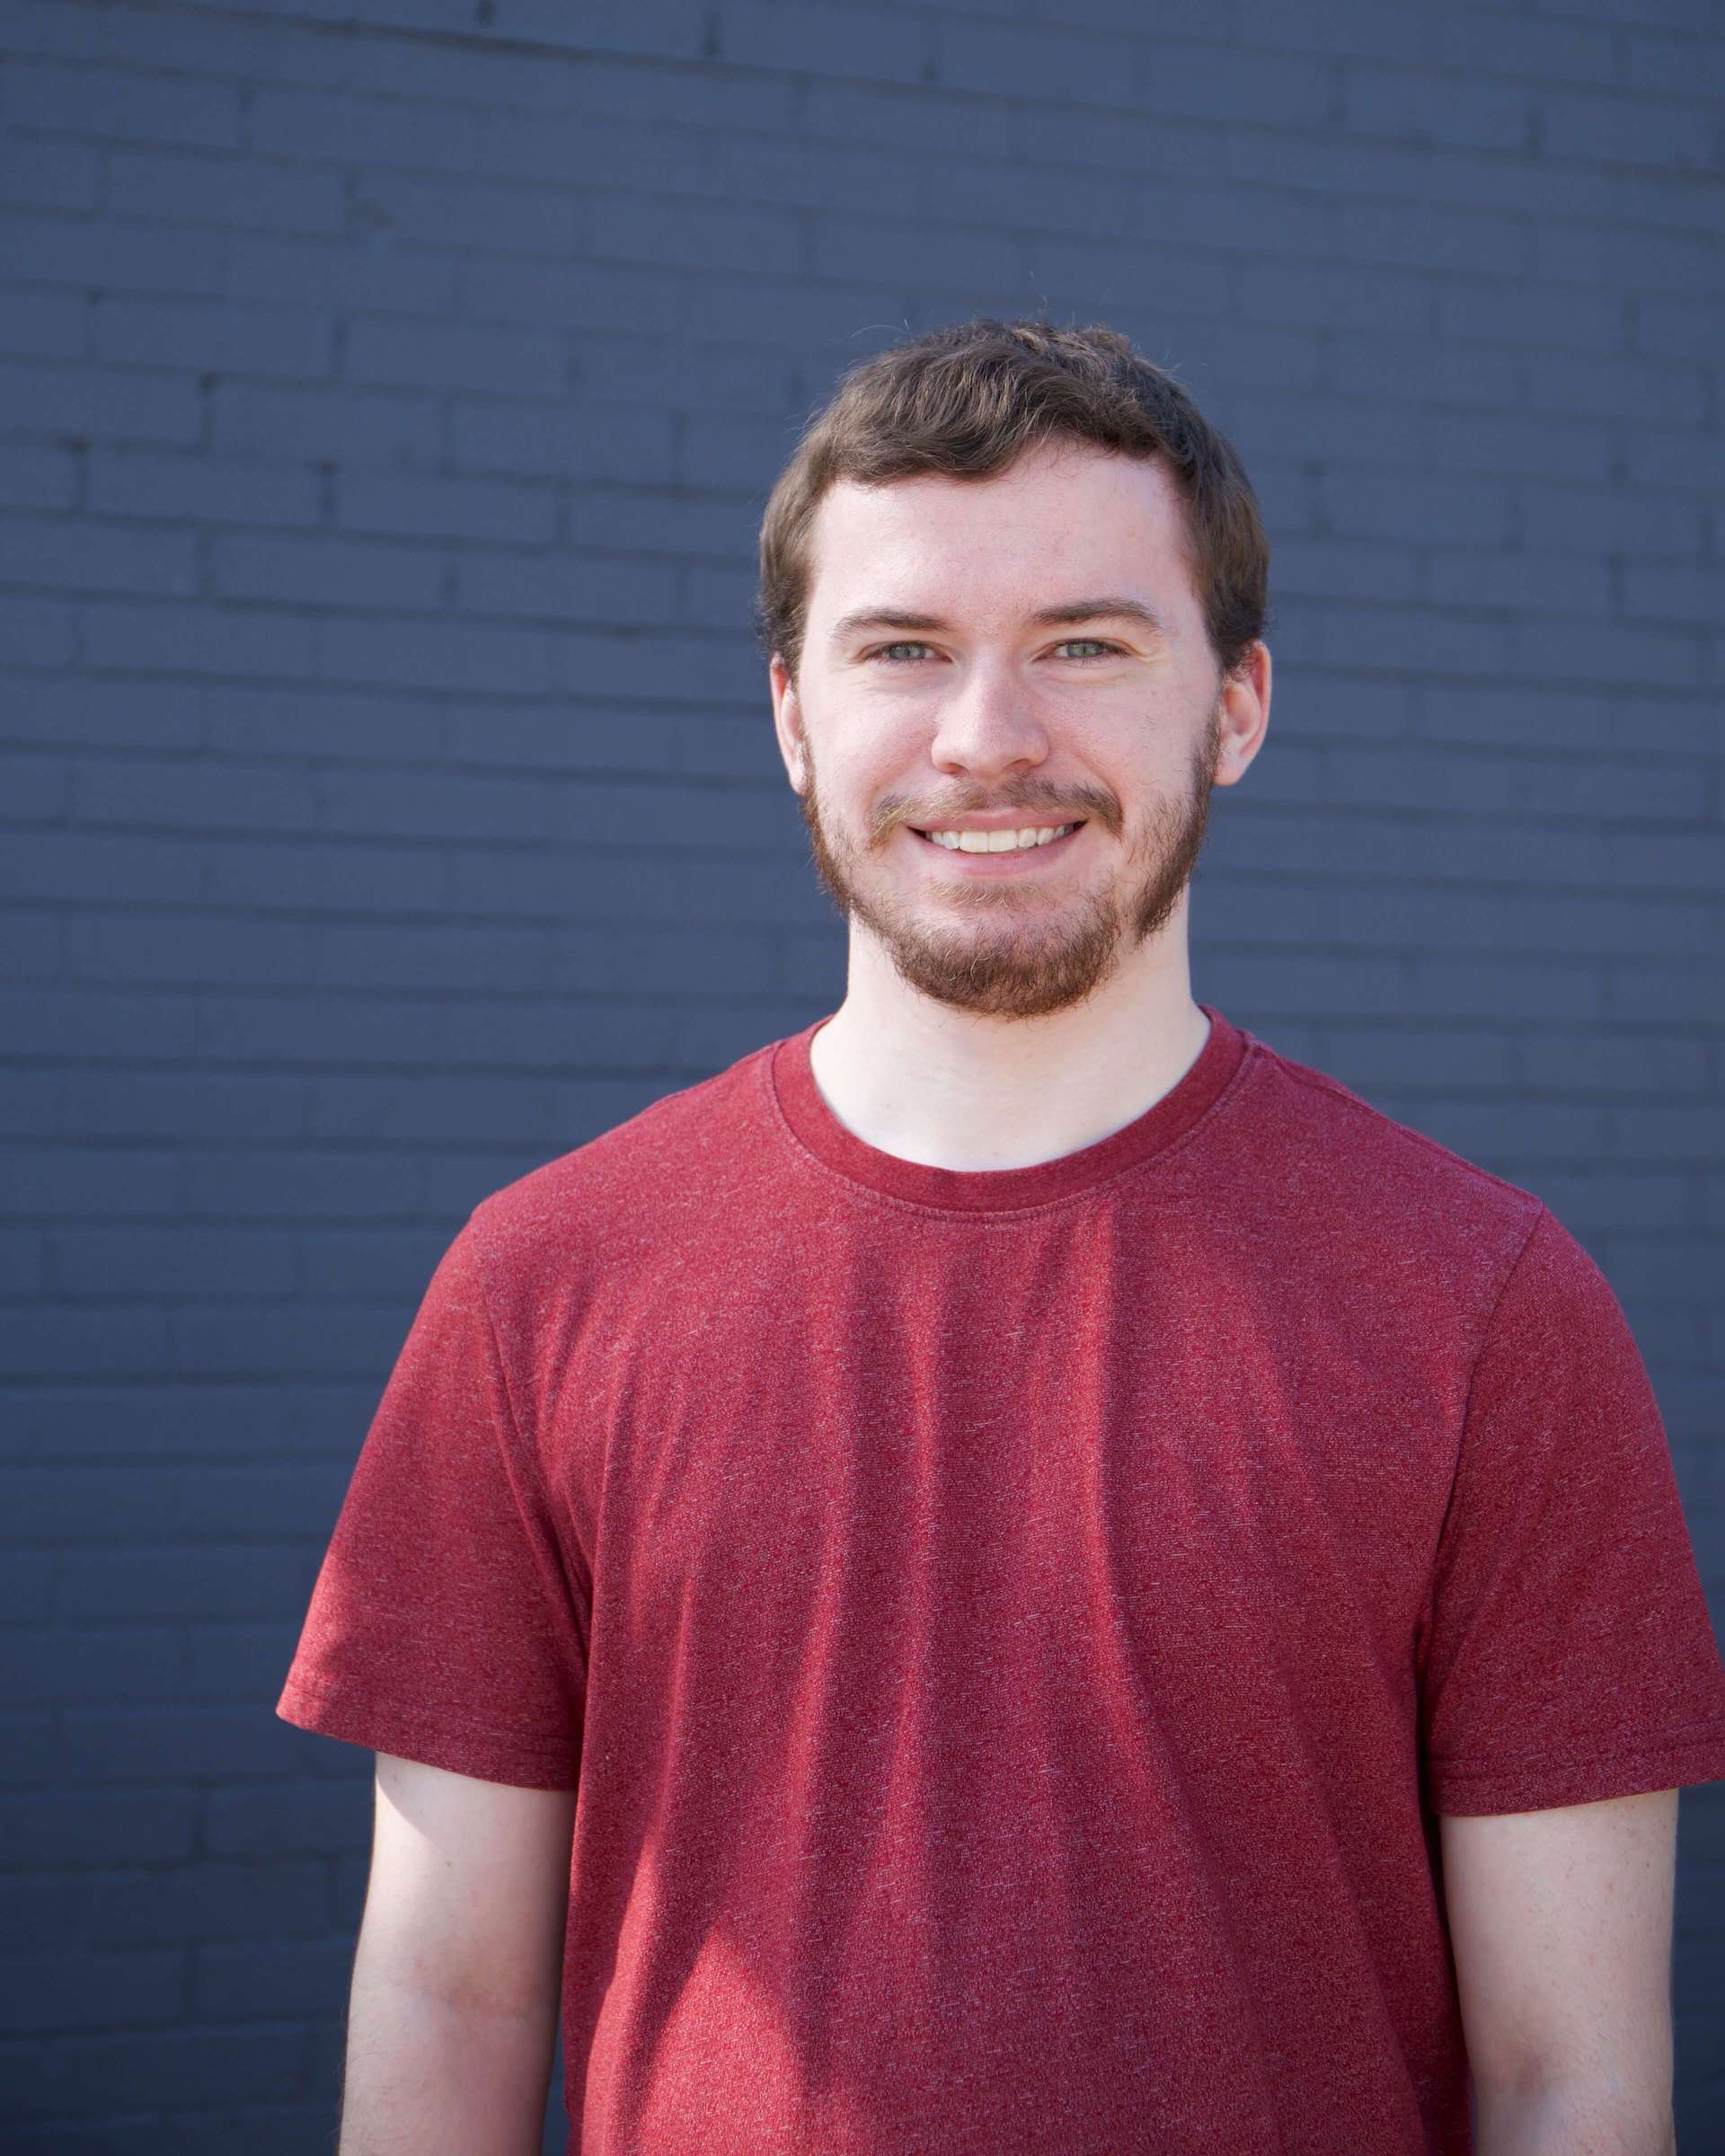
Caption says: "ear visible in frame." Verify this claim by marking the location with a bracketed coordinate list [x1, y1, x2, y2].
[769, 654, 811, 796]
[1212, 639, 1271, 791]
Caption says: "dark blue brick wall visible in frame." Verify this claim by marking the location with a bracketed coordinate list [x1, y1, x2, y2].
[2, 0, 1721, 2145]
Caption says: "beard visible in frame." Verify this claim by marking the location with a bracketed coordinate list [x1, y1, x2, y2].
[793, 701, 1225, 1022]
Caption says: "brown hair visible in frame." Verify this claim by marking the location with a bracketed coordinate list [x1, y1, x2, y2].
[754, 315, 1271, 690]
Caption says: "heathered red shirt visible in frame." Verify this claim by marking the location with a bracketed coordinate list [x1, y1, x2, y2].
[278, 1004, 1725, 2154]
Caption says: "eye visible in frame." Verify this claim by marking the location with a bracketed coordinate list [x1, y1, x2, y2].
[861, 640, 1128, 666]
[1055, 640, 1124, 663]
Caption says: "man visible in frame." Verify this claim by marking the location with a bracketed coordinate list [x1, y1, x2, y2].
[278, 317, 1725, 2154]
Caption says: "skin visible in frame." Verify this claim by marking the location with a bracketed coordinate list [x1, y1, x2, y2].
[1442, 1789, 1679, 2152]
[768, 435, 1272, 1171]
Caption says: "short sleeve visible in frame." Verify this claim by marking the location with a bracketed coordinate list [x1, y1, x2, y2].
[1420, 1204, 1725, 1816]
[276, 1218, 586, 1790]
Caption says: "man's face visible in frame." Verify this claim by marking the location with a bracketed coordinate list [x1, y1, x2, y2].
[769, 439, 1257, 1021]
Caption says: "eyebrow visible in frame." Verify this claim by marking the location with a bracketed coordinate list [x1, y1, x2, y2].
[828, 596, 1173, 648]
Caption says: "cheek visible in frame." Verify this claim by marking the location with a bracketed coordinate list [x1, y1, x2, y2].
[817, 731, 918, 809]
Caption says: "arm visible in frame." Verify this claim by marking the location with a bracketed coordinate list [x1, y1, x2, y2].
[1439, 1788, 1678, 2156]
[338, 1751, 577, 2156]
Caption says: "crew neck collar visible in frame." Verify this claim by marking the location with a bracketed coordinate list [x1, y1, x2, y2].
[767, 1002, 1250, 1215]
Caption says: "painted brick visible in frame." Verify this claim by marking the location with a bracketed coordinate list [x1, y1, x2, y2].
[1541, 87, 1715, 172]
[336, 470, 555, 544]
[104, 147, 345, 233]
[210, 382, 440, 467]
[451, 400, 676, 484]
[5, 675, 207, 752]
[471, 110, 706, 191]
[0, 750, 71, 819]
[0, 1948, 184, 2033]
[343, 314, 564, 397]
[319, 612, 553, 694]
[224, 232, 458, 319]
[457, 253, 682, 333]
[349, 164, 588, 253]
[0, 134, 101, 210]
[85, 450, 321, 529]
[0, 593, 74, 666]
[7, 59, 243, 147]
[603, 194, 805, 278]
[58, 1062, 309, 1135]
[91, 297, 334, 381]
[249, 83, 481, 168]
[453, 549, 677, 625]
[0, 2027, 304, 2116]
[0, 515, 198, 596]
[4, 4, 1724, 2151]
[81, 601, 323, 681]
[0, 1787, 194, 1879]
[0, 288, 88, 360]
[210, 532, 444, 612]
[0, 209, 225, 294]
[0, 358, 200, 445]
[720, 1, 928, 84]
[0, 446, 78, 513]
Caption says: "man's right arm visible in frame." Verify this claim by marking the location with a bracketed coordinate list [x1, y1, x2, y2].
[337, 1752, 577, 2156]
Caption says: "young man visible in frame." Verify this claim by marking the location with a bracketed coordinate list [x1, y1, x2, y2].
[278, 318, 1725, 2155]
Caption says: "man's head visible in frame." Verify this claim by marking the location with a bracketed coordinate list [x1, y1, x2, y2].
[758, 317, 1272, 1021]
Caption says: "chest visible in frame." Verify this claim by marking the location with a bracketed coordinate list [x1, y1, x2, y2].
[542, 1209, 1467, 1727]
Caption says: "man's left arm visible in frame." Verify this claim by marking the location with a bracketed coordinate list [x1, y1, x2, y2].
[1440, 1788, 1679, 2156]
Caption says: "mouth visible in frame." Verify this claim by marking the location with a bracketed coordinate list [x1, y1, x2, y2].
[906, 819, 1087, 870]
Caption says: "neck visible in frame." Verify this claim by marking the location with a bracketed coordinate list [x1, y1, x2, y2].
[806, 928, 1212, 1175]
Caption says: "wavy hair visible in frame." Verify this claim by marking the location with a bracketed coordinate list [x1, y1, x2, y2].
[754, 316, 1270, 688]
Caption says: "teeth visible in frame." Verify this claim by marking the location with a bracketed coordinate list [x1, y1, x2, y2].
[924, 824, 1075, 853]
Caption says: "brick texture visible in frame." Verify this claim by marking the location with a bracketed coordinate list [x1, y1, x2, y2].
[2, 0, 1721, 2145]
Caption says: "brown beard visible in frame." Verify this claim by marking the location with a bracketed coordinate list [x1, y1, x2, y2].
[793, 702, 1225, 1021]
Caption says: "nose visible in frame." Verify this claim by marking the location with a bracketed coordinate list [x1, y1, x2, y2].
[926, 657, 1052, 782]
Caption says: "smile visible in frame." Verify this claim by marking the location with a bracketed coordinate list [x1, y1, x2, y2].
[907, 821, 1086, 870]
[915, 822, 1080, 853]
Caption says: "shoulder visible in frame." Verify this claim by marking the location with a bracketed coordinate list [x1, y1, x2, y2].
[458, 1035, 783, 1301]
[1231, 1031, 1552, 1308]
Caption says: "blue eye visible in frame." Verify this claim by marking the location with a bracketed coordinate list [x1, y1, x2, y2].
[863, 641, 1124, 665]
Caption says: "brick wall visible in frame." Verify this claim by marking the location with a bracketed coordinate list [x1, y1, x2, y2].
[2, 0, 1721, 2144]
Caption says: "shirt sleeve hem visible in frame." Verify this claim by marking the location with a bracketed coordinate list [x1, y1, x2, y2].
[276, 1670, 581, 1792]
[1428, 1718, 1725, 1815]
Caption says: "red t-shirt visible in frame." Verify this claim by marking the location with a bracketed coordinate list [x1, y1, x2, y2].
[277, 1004, 1725, 2154]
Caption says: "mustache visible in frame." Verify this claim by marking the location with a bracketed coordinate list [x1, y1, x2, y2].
[872, 790, 1119, 840]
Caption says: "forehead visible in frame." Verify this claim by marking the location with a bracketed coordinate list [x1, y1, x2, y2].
[804, 440, 1195, 632]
